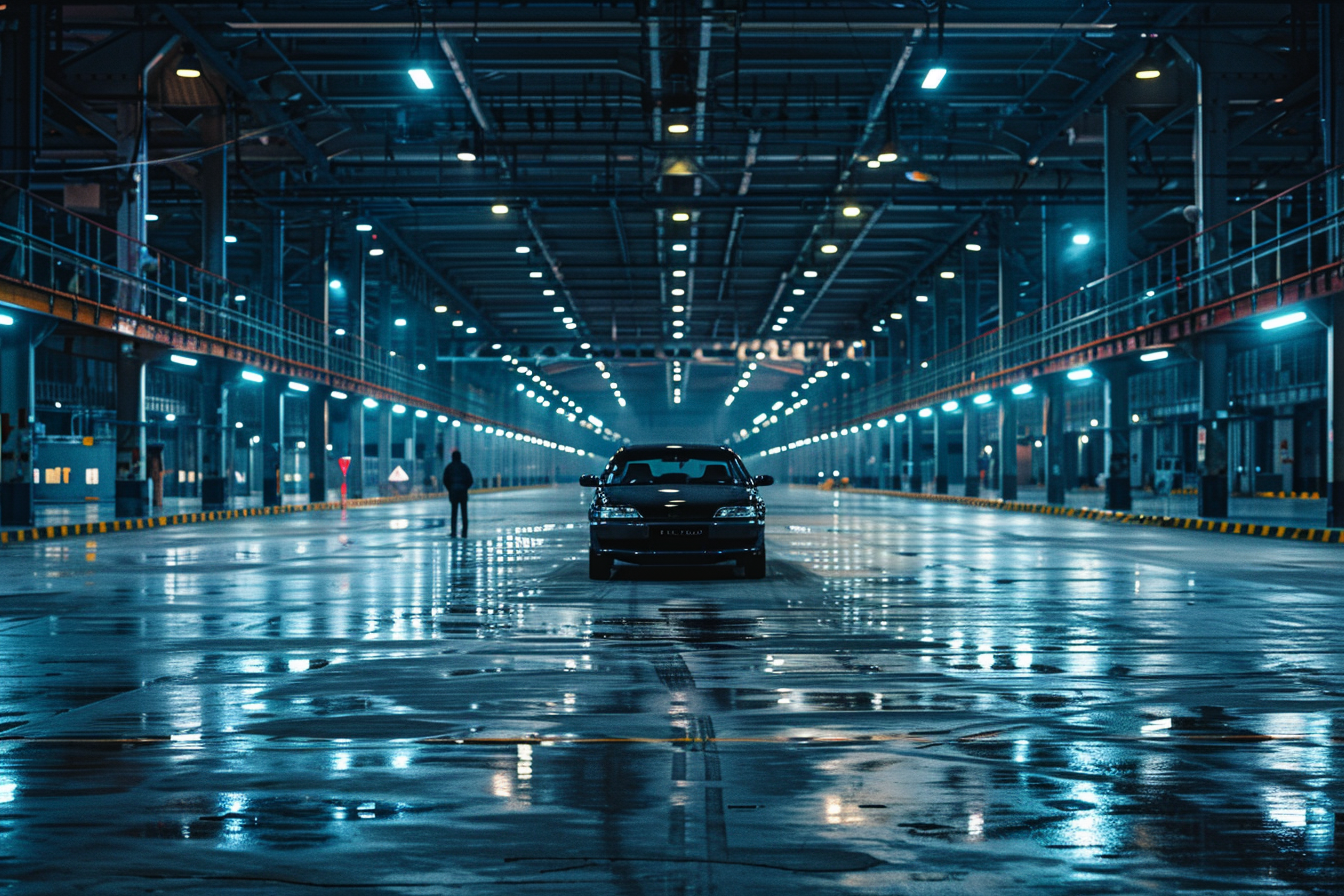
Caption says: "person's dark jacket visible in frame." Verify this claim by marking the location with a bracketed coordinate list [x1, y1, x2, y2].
[442, 460, 474, 497]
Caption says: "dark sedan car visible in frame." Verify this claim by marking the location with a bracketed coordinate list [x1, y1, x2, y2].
[580, 444, 772, 580]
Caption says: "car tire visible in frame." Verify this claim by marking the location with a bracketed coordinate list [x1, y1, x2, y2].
[743, 549, 766, 579]
[589, 551, 613, 580]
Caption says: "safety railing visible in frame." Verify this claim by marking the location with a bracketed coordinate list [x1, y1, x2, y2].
[812, 166, 1344, 428]
[0, 184, 502, 420]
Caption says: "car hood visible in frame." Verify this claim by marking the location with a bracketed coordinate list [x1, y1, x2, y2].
[600, 484, 755, 520]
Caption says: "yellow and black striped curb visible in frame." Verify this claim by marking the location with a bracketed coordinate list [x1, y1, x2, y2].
[0, 485, 541, 545]
[831, 487, 1344, 544]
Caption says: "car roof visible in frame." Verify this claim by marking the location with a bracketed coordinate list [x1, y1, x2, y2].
[610, 444, 741, 459]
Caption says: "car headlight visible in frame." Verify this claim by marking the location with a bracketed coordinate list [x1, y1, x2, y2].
[714, 505, 757, 519]
[594, 505, 642, 520]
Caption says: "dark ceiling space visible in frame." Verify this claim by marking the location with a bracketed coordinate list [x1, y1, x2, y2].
[17, 1, 1325, 442]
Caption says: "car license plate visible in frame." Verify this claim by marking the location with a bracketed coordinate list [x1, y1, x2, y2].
[654, 526, 706, 538]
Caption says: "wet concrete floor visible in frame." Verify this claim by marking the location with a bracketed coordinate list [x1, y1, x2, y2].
[0, 486, 1340, 894]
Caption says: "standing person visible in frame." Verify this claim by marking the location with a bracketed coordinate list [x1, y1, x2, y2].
[442, 449, 474, 537]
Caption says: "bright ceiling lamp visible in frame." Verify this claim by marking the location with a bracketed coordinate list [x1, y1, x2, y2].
[964, 242, 981, 251]
[671, 212, 690, 222]
[456, 140, 477, 162]
[491, 204, 509, 215]
[408, 68, 434, 90]
[1072, 233, 1092, 245]
[842, 205, 861, 217]
[973, 392, 992, 405]
[667, 123, 689, 134]
[175, 48, 202, 79]
[1066, 368, 1094, 381]
[921, 67, 947, 90]
[939, 271, 955, 279]
[820, 244, 838, 254]
[356, 223, 373, 232]
[1011, 383, 1033, 395]
[876, 144, 898, 163]
[941, 400, 959, 412]
[1140, 350, 1169, 362]
[1261, 310, 1307, 330]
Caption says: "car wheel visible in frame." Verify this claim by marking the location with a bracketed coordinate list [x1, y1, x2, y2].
[589, 551, 613, 580]
[743, 549, 766, 579]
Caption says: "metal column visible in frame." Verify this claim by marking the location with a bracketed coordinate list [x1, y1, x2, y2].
[963, 404, 980, 497]
[1103, 101, 1130, 280]
[308, 387, 329, 503]
[1044, 378, 1066, 505]
[998, 390, 1019, 499]
[261, 378, 282, 507]
[1198, 337, 1230, 517]
[377, 407, 393, 495]
[345, 398, 365, 500]
[907, 414, 923, 493]
[200, 112, 228, 281]
[933, 409, 950, 494]
[1328, 295, 1344, 526]
[1104, 370, 1133, 511]
[115, 346, 148, 517]
[0, 314, 37, 526]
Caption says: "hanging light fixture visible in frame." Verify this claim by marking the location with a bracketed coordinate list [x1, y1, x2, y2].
[175, 46, 202, 79]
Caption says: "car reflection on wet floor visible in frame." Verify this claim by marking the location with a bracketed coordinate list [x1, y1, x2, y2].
[0, 486, 1340, 894]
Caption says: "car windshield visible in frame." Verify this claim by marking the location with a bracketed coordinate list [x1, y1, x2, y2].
[602, 451, 750, 486]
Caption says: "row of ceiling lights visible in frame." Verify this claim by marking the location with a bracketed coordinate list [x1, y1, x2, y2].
[593, 359, 627, 409]
[671, 359, 684, 405]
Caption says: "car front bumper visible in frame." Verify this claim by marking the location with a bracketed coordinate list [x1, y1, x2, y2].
[590, 520, 763, 565]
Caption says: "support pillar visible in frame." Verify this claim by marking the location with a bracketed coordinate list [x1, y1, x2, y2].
[115, 101, 147, 313]
[308, 387, 329, 503]
[1198, 337, 1230, 517]
[998, 390, 1019, 500]
[1104, 370, 1133, 511]
[888, 419, 901, 490]
[963, 404, 980, 497]
[200, 366, 228, 510]
[1103, 101, 1130, 280]
[1327, 295, 1344, 526]
[0, 314, 37, 526]
[1044, 378, 1066, 505]
[261, 378, 282, 507]
[933, 409, 950, 494]
[907, 414, 923, 493]
[115, 345, 148, 517]
[377, 406, 393, 495]
[200, 112, 228, 282]
[346, 398, 365, 500]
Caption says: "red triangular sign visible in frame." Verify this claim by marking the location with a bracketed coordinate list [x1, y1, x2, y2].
[338, 456, 351, 476]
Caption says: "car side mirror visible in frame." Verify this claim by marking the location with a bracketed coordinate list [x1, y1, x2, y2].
[753, 474, 774, 487]
[579, 474, 601, 487]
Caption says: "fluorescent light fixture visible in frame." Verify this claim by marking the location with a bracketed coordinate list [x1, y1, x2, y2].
[918, 407, 933, 418]
[1011, 383, 1033, 395]
[0, 313, 15, 326]
[1261, 310, 1307, 330]
[394, 318, 407, 327]
[867, 159, 881, 168]
[529, 271, 543, 278]
[803, 270, 818, 278]
[287, 381, 310, 392]
[792, 288, 805, 296]
[940, 270, 956, 279]
[415, 409, 428, 419]
[334, 328, 346, 336]
[543, 289, 556, 296]
[241, 370, 264, 383]
[889, 312, 902, 320]
[369, 248, 384, 256]
[392, 404, 406, 414]
[363, 397, 378, 409]
[894, 413, 907, 423]
[820, 244, 838, 254]
[672, 243, 688, 251]
[233, 294, 246, 302]
[553, 305, 566, 313]
[842, 205, 861, 217]
[1067, 368, 1094, 381]
[408, 68, 434, 90]
[667, 123, 689, 134]
[169, 354, 197, 367]
[438, 415, 449, 423]
[921, 67, 947, 89]
[224, 235, 237, 243]
[165, 413, 175, 422]
[964, 242, 981, 251]
[671, 212, 690, 222]
[941, 400, 959, 412]
[176, 296, 188, 303]
[1135, 66, 1161, 80]
[356, 223, 373, 232]
[329, 279, 342, 290]
[433, 305, 448, 314]
[491, 204, 509, 214]
[330, 391, 348, 400]
[144, 213, 159, 222]
[456, 150, 477, 162]
[1072, 233, 1091, 245]
[452, 319, 464, 327]
[1140, 350, 1169, 363]
[973, 392, 992, 404]
[466, 327, 477, 334]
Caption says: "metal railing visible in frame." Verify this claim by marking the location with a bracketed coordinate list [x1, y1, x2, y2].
[806, 166, 1344, 431]
[0, 184, 504, 421]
